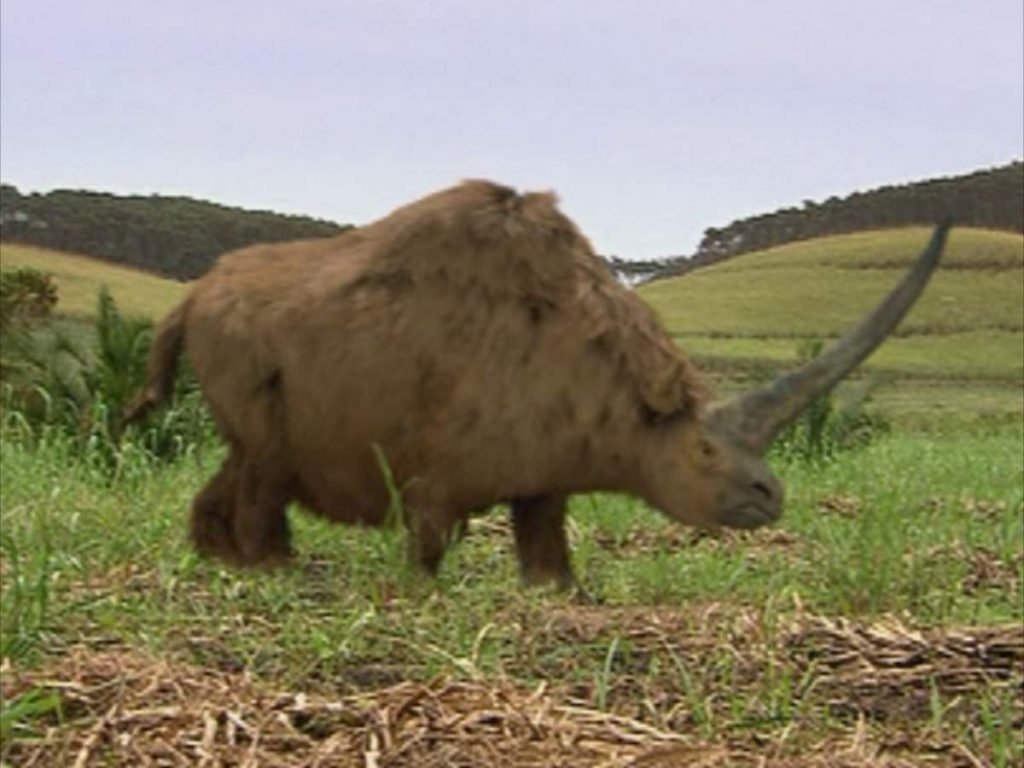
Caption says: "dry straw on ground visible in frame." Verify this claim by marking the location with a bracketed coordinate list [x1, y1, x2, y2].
[1, 612, 1020, 767]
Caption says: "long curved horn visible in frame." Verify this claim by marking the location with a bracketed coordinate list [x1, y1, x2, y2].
[710, 220, 952, 454]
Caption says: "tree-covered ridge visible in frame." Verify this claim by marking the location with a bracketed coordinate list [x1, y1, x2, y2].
[0, 184, 350, 280]
[663, 161, 1024, 279]
[3, 161, 1021, 284]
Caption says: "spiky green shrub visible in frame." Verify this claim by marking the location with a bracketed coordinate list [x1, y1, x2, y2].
[0, 288, 214, 469]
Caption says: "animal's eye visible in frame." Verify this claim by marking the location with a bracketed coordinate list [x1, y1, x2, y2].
[698, 439, 715, 458]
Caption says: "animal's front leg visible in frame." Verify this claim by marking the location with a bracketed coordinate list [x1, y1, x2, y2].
[510, 494, 577, 591]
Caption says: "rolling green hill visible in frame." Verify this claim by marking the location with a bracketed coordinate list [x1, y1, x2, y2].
[0, 242, 185, 320]
[640, 227, 1024, 422]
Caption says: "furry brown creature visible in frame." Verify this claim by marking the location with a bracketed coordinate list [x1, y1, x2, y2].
[127, 180, 950, 589]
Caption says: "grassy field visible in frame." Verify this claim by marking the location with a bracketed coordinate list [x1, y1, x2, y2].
[0, 243, 185, 321]
[642, 229, 1023, 338]
[1, 229, 1022, 765]
[641, 227, 1024, 426]
[677, 331, 1023, 380]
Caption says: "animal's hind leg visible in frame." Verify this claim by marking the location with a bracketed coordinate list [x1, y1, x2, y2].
[190, 451, 244, 564]
[233, 458, 294, 567]
[510, 494, 576, 591]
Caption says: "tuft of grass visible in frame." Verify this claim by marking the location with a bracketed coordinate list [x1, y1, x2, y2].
[0, 687, 62, 746]
[0, 527, 54, 663]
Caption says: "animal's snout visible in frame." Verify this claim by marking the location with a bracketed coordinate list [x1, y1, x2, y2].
[752, 472, 783, 504]
[754, 473, 785, 522]
[716, 467, 784, 529]
[751, 479, 774, 502]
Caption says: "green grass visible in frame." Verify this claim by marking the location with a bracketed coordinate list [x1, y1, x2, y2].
[0, 243, 185, 321]
[1, 424, 1021, 760]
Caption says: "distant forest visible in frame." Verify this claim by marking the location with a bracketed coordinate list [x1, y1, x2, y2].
[0, 185, 348, 279]
[2, 161, 1021, 283]
[609, 161, 1023, 283]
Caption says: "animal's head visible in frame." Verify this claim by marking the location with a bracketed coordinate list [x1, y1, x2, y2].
[648, 221, 951, 531]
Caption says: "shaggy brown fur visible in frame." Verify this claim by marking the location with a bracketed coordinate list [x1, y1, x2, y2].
[130, 180, 776, 588]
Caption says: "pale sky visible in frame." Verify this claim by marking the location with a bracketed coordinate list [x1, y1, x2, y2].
[1, 1, 1021, 259]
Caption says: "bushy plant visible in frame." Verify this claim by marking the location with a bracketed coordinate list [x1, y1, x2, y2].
[0, 288, 214, 469]
[0, 268, 58, 329]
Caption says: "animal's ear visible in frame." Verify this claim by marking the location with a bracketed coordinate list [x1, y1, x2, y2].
[639, 358, 691, 417]
[620, 304, 708, 420]
[585, 285, 708, 421]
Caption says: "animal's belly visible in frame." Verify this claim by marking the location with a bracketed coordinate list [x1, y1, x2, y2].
[294, 465, 391, 527]
[299, 490, 390, 527]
